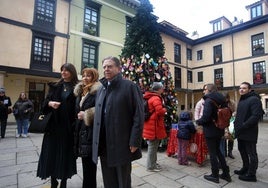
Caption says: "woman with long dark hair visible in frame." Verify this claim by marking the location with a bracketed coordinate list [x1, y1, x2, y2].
[37, 63, 79, 188]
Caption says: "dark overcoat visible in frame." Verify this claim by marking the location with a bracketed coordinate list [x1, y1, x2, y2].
[92, 74, 144, 167]
[234, 91, 263, 142]
[13, 99, 33, 120]
[73, 81, 100, 157]
[37, 81, 77, 179]
[0, 95, 12, 120]
[196, 92, 226, 138]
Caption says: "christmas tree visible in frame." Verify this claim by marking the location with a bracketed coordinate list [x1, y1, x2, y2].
[121, 55, 179, 128]
[120, 0, 178, 150]
[121, 0, 164, 60]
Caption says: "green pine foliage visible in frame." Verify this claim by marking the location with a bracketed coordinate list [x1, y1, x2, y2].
[121, 0, 165, 61]
[120, 0, 178, 132]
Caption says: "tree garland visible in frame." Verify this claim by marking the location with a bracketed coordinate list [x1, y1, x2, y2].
[121, 55, 179, 128]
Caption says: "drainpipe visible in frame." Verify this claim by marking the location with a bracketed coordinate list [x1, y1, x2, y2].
[231, 29, 237, 102]
[66, 0, 71, 63]
[186, 46, 189, 111]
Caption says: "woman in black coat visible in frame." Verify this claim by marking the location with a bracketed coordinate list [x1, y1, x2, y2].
[196, 84, 231, 183]
[73, 68, 100, 188]
[37, 63, 79, 188]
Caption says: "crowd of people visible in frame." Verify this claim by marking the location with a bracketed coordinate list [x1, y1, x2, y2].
[0, 56, 264, 187]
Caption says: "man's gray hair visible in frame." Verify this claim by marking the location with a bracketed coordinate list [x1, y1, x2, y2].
[152, 82, 164, 91]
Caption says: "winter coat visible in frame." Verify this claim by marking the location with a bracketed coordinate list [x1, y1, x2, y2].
[234, 91, 263, 142]
[143, 91, 167, 140]
[73, 81, 100, 158]
[37, 81, 77, 179]
[0, 95, 12, 120]
[177, 120, 196, 140]
[13, 99, 33, 120]
[194, 98, 204, 120]
[92, 74, 144, 167]
[196, 92, 226, 138]
[177, 112, 196, 140]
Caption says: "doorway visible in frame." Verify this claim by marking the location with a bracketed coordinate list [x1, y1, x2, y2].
[28, 82, 46, 113]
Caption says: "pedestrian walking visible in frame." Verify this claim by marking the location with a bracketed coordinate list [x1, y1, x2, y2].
[0, 87, 12, 138]
[13, 92, 33, 138]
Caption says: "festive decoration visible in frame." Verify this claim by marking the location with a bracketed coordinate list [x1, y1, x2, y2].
[121, 55, 179, 128]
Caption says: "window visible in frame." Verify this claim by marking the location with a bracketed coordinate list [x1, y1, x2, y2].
[197, 72, 203, 82]
[187, 70, 192, 83]
[174, 67, 181, 88]
[34, 0, 55, 28]
[126, 16, 132, 37]
[214, 68, 223, 89]
[30, 33, 53, 71]
[253, 61, 266, 84]
[84, 2, 101, 36]
[213, 21, 221, 32]
[252, 33, 264, 56]
[251, 4, 262, 19]
[213, 45, 222, 63]
[187, 48, 192, 60]
[197, 50, 203, 60]
[82, 40, 99, 70]
[174, 43, 181, 63]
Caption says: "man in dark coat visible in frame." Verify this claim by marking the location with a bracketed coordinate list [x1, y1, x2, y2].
[0, 87, 12, 138]
[92, 56, 144, 188]
[234, 82, 263, 182]
[196, 84, 231, 183]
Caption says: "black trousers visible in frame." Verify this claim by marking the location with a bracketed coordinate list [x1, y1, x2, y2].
[237, 139, 258, 175]
[81, 156, 97, 188]
[206, 137, 229, 175]
[0, 119, 7, 138]
[100, 155, 131, 188]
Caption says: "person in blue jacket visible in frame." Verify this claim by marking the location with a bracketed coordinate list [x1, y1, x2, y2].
[177, 111, 196, 165]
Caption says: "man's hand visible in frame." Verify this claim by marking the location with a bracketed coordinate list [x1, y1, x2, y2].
[129, 146, 138, 153]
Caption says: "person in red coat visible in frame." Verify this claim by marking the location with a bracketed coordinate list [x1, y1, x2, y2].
[143, 82, 167, 172]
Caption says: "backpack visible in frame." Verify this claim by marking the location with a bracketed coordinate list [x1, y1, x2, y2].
[211, 100, 232, 129]
[144, 98, 152, 121]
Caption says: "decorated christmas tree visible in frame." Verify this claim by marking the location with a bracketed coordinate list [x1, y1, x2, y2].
[120, 0, 178, 149]
[121, 55, 178, 129]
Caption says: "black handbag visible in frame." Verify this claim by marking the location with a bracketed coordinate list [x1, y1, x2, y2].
[28, 112, 52, 133]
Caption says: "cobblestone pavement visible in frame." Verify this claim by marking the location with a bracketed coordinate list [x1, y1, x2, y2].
[0, 120, 268, 188]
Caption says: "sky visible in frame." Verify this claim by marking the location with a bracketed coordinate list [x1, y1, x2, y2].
[149, 0, 257, 38]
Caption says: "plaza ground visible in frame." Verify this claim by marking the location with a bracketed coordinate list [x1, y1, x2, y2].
[0, 119, 268, 188]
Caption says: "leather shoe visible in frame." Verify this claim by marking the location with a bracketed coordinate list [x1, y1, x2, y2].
[234, 168, 247, 175]
[204, 174, 219, 183]
[219, 173, 232, 182]
[239, 174, 257, 182]
[228, 153, 235, 159]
